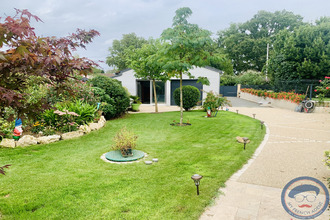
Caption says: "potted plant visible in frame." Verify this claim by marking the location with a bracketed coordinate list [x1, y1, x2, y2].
[112, 127, 138, 157]
[130, 95, 142, 111]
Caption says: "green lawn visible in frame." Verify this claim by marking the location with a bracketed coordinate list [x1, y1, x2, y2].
[0, 111, 265, 219]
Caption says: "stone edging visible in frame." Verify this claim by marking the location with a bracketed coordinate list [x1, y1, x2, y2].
[0, 116, 106, 148]
[229, 122, 270, 181]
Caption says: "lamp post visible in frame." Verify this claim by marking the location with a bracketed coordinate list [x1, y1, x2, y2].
[260, 121, 264, 129]
[242, 137, 249, 150]
[191, 174, 203, 195]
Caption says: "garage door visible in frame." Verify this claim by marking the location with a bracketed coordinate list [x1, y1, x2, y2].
[170, 80, 203, 106]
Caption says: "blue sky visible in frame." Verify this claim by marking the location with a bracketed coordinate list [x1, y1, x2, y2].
[2, 0, 330, 70]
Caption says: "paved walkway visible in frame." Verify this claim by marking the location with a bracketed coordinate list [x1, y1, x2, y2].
[139, 100, 330, 219]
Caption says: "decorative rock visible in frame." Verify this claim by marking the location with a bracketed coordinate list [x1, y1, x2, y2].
[152, 158, 158, 162]
[98, 116, 106, 127]
[99, 116, 106, 123]
[17, 135, 38, 147]
[89, 123, 102, 131]
[0, 138, 16, 148]
[79, 124, 92, 134]
[37, 135, 61, 144]
[145, 161, 152, 165]
[61, 131, 84, 140]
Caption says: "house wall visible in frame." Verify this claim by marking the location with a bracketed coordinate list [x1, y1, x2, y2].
[113, 67, 220, 106]
[172, 67, 220, 99]
[115, 70, 137, 96]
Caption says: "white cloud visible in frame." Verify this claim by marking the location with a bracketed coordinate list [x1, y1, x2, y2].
[2, 0, 330, 70]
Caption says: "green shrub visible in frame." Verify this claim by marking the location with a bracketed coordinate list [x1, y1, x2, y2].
[42, 109, 58, 127]
[315, 77, 330, 102]
[56, 100, 97, 125]
[220, 70, 267, 86]
[31, 121, 45, 134]
[220, 75, 238, 86]
[90, 75, 130, 119]
[173, 85, 200, 111]
[46, 78, 98, 106]
[237, 70, 266, 85]
[0, 117, 15, 139]
[92, 87, 112, 103]
[43, 127, 56, 136]
[202, 91, 231, 112]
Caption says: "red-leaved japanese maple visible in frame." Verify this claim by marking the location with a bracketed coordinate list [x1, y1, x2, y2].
[0, 9, 100, 122]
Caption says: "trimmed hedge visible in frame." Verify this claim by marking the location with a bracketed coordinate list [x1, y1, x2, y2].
[90, 75, 130, 119]
[174, 85, 200, 111]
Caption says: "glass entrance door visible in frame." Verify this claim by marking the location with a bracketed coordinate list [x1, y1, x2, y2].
[152, 81, 165, 104]
[137, 81, 150, 104]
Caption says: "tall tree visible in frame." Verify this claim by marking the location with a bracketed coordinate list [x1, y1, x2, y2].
[0, 9, 100, 119]
[161, 7, 216, 125]
[128, 39, 168, 113]
[217, 10, 304, 73]
[268, 20, 330, 82]
[106, 33, 147, 71]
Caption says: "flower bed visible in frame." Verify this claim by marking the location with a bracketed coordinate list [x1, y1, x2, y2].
[0, 116, 106, 148]
[240, 88, 330, 113]
[241, 88, 305, 104]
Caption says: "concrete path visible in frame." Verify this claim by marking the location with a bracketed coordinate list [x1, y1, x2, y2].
[138, 100, 330, 220]
[200, 98, 330, 220]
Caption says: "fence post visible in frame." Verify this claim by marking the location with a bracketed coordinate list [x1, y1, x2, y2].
[237, 84, 241, 98]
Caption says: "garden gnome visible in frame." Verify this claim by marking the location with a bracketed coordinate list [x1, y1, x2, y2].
[13, 118, 23, 140]
[207, 107, 211, 117]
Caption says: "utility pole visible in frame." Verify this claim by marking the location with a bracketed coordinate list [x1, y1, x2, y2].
[266, 43, 269, 81]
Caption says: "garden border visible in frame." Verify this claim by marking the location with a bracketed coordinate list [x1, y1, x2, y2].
[0, 116, 106, 148]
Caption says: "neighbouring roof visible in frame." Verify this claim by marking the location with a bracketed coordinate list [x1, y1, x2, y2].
[111, 68, 132, 78]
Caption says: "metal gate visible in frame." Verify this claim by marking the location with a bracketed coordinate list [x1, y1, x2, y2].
[170, 80, 203, 105]
[220, 86, 237, 97]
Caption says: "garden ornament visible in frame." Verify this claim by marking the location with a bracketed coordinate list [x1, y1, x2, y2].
[207, 107, 211, 117]
[13, 118, 23, 140]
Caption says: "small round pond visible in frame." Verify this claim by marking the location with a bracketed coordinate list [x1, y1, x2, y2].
[105, 150, 145, 162]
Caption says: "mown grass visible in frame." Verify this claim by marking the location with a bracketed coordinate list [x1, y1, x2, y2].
[0, 111, 265, 219]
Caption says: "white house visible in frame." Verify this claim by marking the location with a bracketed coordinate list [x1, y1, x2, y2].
[112, 66, 222, 106]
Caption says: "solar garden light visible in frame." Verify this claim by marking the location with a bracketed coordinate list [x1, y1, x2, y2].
[191, 174, 203, 195]
[236, 110, 239, 114]
[252, 114, 256, 119]
[260, 121, 264, 129]
[242, 137, 249, 150]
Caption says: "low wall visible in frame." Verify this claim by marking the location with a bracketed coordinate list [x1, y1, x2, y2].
[240, 92, 330, 113]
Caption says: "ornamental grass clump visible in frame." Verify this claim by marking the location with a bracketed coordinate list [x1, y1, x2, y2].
[112, 127, 138, 157]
